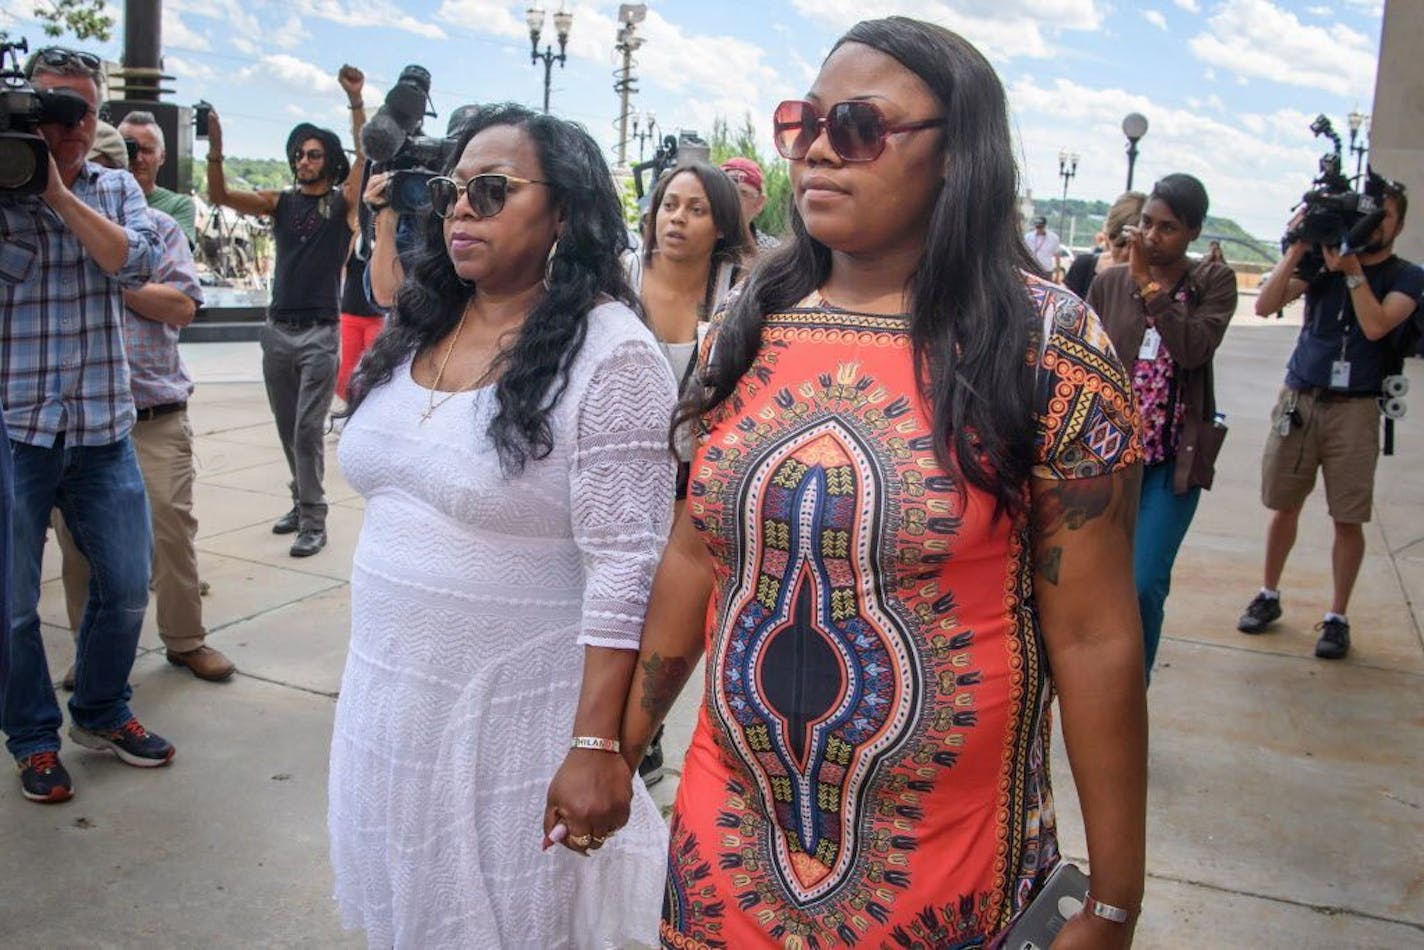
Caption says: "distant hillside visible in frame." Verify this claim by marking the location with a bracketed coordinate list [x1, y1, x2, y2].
[188, 157, 293, 194]
[1031, 197, 1280, 265]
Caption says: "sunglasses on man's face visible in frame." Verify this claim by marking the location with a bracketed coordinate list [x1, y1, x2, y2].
[428, 173, 552, 219]
[772, 99, 945, 163]
[293, 148, 325, 163]
[34, 47, 103, 72]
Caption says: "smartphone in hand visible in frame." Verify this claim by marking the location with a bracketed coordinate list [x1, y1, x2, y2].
[999, 862, 1091, 950]
[193, 101, 213, 139]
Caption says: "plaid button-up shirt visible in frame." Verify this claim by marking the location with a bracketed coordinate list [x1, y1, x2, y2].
[125, 209, 203, 410]
[0, 162, 160, 447]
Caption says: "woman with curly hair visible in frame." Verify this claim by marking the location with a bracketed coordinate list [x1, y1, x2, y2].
[618, 17, 1147, 948]
[327, 103, 673, 948]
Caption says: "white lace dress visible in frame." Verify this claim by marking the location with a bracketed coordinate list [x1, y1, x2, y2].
[329, 303, 676, 949]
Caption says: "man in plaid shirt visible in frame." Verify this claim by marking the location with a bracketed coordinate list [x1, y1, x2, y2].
[0, 49, 167, 804]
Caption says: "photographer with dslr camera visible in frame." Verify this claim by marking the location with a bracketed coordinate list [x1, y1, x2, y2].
[1, 45, 165, 803]
[1238, 179, 1423, 659]
[204, 65, 366, 558]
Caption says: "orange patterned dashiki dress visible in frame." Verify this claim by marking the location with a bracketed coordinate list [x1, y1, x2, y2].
[663, 277, 1141, 949]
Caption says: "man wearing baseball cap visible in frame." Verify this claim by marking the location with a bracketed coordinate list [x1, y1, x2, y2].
[1024, 214, 1062, 272]
[201, 66, 367, 557]
[720, 156, 778, 250]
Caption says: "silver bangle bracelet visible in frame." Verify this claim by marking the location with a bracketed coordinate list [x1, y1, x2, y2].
[1084, 894, 1133, 924]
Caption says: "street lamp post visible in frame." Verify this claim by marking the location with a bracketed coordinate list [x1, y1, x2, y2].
[613, 4, 647, 171]
[526, 5, 573, 114]
[632, 113, 657, 162]
[1347, 109, 1369, 185]
[1122, 112, 1149, 192]
[1057, 150, 1078, 239]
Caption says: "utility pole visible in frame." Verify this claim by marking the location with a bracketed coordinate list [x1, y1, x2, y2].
[613, 4, 646, 172]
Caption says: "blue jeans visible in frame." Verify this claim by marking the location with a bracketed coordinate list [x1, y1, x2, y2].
[1135, 460, 1201, 677]
[2, 436, 152, 759]
[0, 413, 11, 689]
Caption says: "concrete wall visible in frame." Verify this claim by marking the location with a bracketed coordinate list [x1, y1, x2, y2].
[1372, 0, 1424, 261]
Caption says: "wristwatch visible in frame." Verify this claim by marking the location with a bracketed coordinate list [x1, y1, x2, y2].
[1345, 273, 1366, 291]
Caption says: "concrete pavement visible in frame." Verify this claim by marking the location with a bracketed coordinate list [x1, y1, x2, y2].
[2, 311, 1422, 948]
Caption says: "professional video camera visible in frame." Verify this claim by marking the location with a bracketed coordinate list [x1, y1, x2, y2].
[1282, 114, 1388, 279]
[632, 130, 710, 201]
[0, 37, 92, 195]
[360, 64, 448, 215]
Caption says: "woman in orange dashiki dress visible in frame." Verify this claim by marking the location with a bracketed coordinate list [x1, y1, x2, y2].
[619, 18, 1149, 950]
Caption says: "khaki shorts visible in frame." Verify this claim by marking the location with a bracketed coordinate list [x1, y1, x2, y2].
[1261, 387, 1380, 523]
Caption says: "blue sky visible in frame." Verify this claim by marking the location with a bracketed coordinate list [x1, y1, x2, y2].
[0, 0, 1387, 238]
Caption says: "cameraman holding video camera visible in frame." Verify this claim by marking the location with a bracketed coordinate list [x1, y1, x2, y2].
[1238, 179, 1423, 659]
[1, 46, 166, 803]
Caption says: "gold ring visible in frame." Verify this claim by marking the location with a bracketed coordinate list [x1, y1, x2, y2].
[568, 833, 592, 848]
[591, 834, 608, 845]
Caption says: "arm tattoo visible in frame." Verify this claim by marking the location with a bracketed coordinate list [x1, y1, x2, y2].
[639, 653, 693, 721]
[1032, 465, 1142, 585]
[1038, 546, 1062, 585]
[1034, 477, 1115, 533]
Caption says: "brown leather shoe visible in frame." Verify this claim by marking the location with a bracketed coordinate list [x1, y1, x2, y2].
[165, 646, 236, 682]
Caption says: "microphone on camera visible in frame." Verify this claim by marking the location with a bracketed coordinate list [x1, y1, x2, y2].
[361, 113, 405, 165]
[1340, 207, 1386, 256]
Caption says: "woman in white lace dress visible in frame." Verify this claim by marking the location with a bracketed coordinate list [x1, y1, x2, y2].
[329, 103, 675, 949]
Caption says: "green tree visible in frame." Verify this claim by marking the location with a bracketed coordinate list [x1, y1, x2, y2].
[189, 157, 294, 197]
[710, 112, 790, 240]
[33, 0, 114, 41]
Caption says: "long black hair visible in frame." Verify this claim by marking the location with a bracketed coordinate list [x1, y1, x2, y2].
[642, 162, 752, 283]
[682, 17, 1039, 517]
[344, 103, 637, 475]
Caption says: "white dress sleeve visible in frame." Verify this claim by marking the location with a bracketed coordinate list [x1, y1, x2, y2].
[570, 338, 678, 649]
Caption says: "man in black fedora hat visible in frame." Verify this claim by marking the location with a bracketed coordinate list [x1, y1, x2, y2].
[204, 66, 367, 557]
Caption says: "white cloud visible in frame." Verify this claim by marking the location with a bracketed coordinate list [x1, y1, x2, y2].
[1187, 0, 1377, 98]
[271, 15, 311, 51]
[1142, 9, 1167, 30]
[162, 9, 210, 52]
[1305, 4, 1332, 14]
[434, 0, 529, 40]
[242, 53, 341, 95]
[295, 0, 447, 39]
[164, 54, 216, 82]
[433, 1, 796, 147]
[788, 0, 1106, 60]
[1172, 0, 1199, 12]
[1007, 74, 1326, 238]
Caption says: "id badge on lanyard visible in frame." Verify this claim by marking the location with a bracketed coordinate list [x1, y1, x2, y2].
[1138, 327, 1161, 361]
[1330, 304, 1351, 391]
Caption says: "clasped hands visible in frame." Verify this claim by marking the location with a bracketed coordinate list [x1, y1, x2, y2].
[541, 748, 635, 856]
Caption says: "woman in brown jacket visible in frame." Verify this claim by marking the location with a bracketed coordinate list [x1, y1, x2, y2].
[1088, 173, 1238, 678]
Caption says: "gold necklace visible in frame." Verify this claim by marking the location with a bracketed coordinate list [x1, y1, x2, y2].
[419, 309, 497, 423]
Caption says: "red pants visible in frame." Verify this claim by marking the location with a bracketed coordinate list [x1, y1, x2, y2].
[337, 313, 385, 402]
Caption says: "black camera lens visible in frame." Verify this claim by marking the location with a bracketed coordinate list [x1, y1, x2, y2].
[389, 169, 435, 215]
